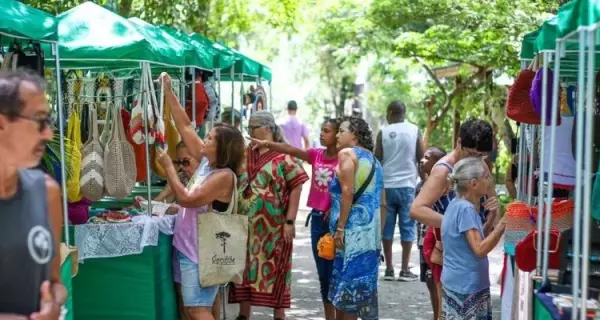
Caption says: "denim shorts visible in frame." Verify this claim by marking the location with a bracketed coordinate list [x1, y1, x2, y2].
[383, 187, 416, 242]
[177, 250, 219, 307]
[308, 209, 334, 303]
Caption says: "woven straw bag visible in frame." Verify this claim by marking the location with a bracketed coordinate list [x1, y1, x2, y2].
[506, 56, 541, 124]
[66, 103, 83, 202]
[79, 106, 105, 201]
[103, 103, 136, 199]
[99, 101, 114, 148]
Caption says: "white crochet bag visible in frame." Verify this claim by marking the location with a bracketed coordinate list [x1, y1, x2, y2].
[103, 103, 137, 199]
[79, 106, 105, 201]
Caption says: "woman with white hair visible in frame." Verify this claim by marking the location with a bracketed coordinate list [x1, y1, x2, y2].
[229, 111, 309, 320]
[440, 157, 505, 319]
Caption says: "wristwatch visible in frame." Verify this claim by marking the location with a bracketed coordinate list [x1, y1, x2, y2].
[285, 220, 295, 225]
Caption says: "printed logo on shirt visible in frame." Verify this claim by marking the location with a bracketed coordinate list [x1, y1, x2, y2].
[27, 225, 52, 265]
[389, 132, 397, 139]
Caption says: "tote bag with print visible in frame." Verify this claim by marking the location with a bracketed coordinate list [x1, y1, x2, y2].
[196, 172, 248, 287]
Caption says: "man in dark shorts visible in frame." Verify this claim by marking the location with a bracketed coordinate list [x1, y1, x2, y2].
[0, 70, 66, 319]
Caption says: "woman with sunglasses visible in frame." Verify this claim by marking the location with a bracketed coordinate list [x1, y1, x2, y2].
[159, 72, 245, 320]
[410, 118, 499, 319]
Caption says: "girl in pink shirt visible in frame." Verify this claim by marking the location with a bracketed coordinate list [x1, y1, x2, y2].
[250, 118, 340, 320]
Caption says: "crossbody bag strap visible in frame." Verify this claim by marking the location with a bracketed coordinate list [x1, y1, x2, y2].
[352, 154, 377, 204]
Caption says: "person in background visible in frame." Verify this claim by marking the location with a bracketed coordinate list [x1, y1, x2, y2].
[415, 147, 446, 320]
[229, 111, 309, 320]
[411, 118, 499, 319]
[374, 100, 425, 281]
[278, 100, 310, 149]
[330, 117, 385, 320]
[220, 108, 242, 130]
[441, 157, 506, 319]
[0, 71, 66, 319]
[133, 142, 194, 215]
[161, 72, 245, 320]
[249, 118, 340, 320]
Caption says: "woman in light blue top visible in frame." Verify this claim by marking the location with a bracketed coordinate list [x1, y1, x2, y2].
[440, 157, 506, 320]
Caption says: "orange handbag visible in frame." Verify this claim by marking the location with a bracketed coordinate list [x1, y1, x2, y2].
[317, 234, 335, 260]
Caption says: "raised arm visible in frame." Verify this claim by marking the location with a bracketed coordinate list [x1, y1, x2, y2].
[410, 165, 450, 228]
[249, 138, 311, 163]
[160, 73, 204, 161]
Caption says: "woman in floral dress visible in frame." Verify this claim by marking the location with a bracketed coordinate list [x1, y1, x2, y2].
[229, 111, 309, 320]
[249, 118, 341, 320]
[330, 117, 384, 320]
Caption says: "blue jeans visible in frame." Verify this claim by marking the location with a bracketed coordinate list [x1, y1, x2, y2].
[309, 209, 334, 303]
[383, 187, 416, 242]
[178, 251, 219, 307]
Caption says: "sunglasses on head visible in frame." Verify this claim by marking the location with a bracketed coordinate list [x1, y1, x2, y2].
[172, 159, 191, 167]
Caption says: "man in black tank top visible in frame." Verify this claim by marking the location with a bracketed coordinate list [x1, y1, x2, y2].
[0, 71, 66, 319]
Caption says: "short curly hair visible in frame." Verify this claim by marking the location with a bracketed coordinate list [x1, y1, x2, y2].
[340, 116, 374, 151]
[459, 118, 494, 152]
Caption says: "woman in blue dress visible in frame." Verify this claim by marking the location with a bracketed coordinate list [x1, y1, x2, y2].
[329, 117, 384, 320]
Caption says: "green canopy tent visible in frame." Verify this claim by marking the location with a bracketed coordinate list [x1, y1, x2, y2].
[129, 18, 214, 71]
[45, 1, 188, 69]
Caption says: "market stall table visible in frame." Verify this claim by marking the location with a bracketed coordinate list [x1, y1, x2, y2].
[66, 216, 177, 320]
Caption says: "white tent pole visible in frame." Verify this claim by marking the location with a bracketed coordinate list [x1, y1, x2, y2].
[54, 43, 70, 246]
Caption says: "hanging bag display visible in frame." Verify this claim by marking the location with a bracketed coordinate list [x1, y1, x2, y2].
[103, 103, 137, 199]
[150, 79, 180, 179]
[515, 228, 562, 272]
[99, 101, 114, 148]
[79, 106, 105, 201]
[186, 80, 209, 127]
[506, 56, 541, 124]
[196, 172, 249, 287]
[505, 201, 538, 247]
[66, 102, 83, 202]
[530, 63, 562, 126]
[129, 64, 156, 145]
[317, 155, 377, 260]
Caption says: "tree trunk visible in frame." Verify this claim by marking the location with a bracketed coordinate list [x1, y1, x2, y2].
[118, 0, 134, 17]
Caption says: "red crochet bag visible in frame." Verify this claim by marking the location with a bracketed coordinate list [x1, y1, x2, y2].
[506, 56, 541, 124]
[185, 81, 209, 127]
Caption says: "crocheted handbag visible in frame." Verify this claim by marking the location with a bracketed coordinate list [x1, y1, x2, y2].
[506, 57, 541, 124]
[79, 106, 105, 201]
[103, 103, 136, 199]
[66, 102, 83, 203]
[505, 201, 538, 247]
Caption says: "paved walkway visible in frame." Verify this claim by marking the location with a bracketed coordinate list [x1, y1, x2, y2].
[222, 174, 504, 319]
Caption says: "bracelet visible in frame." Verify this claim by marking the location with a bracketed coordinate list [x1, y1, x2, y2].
[337, 227, 345, 232]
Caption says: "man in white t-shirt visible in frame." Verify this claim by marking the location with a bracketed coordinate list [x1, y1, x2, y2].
[375, 100, 425, 282]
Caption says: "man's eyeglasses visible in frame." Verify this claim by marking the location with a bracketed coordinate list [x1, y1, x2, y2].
[2, 113, 54, 133]
[172, 159, 191, 167]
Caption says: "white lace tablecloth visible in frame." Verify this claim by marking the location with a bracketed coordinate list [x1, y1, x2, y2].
[74, 214, 177, 262]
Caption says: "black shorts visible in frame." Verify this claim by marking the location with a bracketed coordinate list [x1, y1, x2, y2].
[419, 248, 432, 283]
